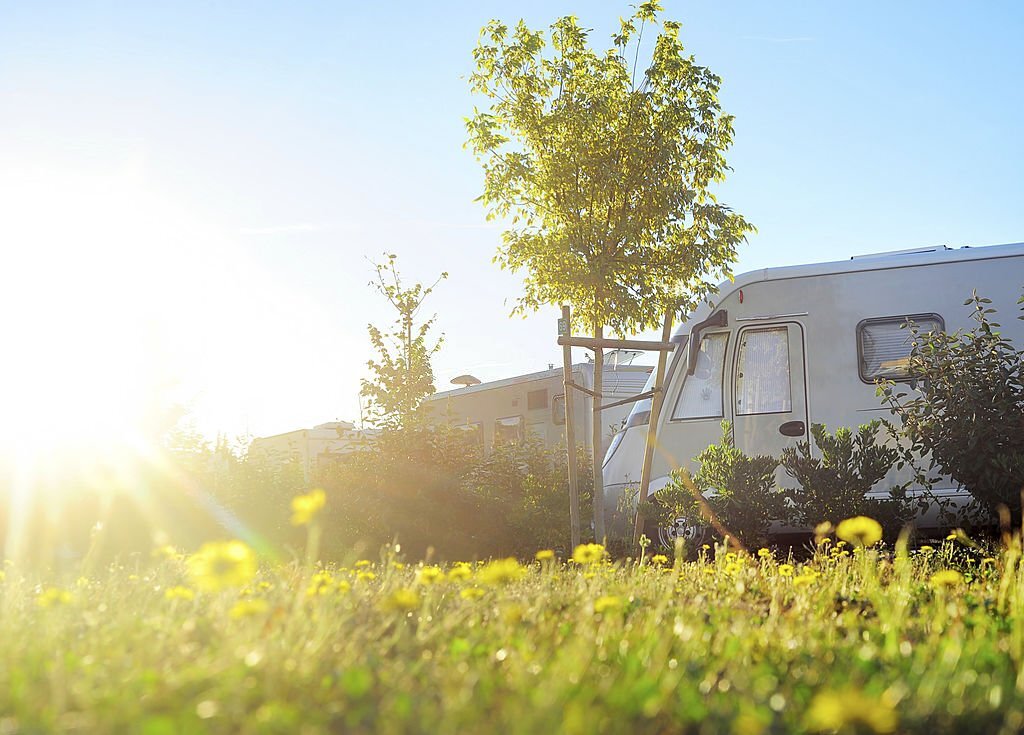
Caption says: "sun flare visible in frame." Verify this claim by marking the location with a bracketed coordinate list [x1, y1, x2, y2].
[0, 169, 202, 464]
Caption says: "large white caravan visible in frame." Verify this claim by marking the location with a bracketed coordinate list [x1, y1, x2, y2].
[425, 362, 653, 456]
[603, 242, 1024, 538]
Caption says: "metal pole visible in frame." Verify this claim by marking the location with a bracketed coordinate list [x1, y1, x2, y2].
[633, 309, 674, 548]
[560, 305, 581, 548]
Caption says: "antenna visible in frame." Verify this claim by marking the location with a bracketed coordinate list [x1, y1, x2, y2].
[451, 374, 482, 389]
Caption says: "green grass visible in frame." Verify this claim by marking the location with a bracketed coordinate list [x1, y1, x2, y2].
[3, 538, 1024, 734]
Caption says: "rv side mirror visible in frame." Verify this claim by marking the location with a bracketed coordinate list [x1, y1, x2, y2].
[686, 310, 728, 376]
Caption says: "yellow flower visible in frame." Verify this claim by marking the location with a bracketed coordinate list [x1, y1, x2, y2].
[392, 562, 406, 570]
[836, 516, 883, 547]
[165, 586, 195, 601]
[416, 566, 444, 585]
[804, 690, 897, 733]
[336, 579, 351, 593]
[230, 598, 269, 619]
[814, 521, 834, 545]
[153, 544, 181, 560]
[380, 588, 420, 612]
[571, 543, 607, 565]
[36, 588, 72, 608]
[477, 558, 525, 586]
[593, 595, 622, 614]
[447, 565, 472, 582]
[356, 571, 377, 582]
[459, 587, 485, 600]
[354, 560, 373, 568]
[757, 548, 772, 559]
[535, 549, 555, 562]
[290, 489, 326, 526]
[306, 571, 335, 597]
[918, 545, 934, 554]
[793, 573, 818, 586]
[778, 564, 794, 577]
[650, 554, 668, 565]
[187, 540, 258, 593]
[929, 569, 964, 589]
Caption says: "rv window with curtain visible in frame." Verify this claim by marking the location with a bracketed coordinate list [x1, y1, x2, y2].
[456, 422, 484, 450]
[494, 415, 524, 445]
[671, 332, 728, 420]
[858, 314, 943, 382]
[734, 327, 792, 415]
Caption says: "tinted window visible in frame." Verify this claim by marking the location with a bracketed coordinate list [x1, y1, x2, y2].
[858, 314, 943, 382]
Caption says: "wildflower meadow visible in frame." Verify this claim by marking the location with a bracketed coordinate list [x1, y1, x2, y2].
[4, 493, 1024, 734]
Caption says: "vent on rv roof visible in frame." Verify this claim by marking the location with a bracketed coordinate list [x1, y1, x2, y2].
[850, 246, 951, 260]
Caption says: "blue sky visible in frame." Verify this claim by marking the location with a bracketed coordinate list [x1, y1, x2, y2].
[1, 1, 1022, 441]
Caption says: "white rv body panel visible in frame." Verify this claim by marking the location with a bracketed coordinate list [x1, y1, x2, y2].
[604, 242, 1024, 532]
[425, 363, 653, 455]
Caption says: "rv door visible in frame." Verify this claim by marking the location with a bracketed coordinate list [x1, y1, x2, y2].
[730, 323, 808, 458]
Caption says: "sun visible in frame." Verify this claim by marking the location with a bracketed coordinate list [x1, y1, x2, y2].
[0, 168, 197, 465]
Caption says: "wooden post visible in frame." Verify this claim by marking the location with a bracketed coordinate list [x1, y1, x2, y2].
[633, 309, 674, 548]
[592, 324, 605, 542]
[559, 305, 581, 548]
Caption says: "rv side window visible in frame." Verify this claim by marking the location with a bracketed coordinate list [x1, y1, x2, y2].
[735, 327, 792, 415]
[858, 314, 943, 382]
[494, 415, 524, 445]
[456, 421, 484, 450]
[527, 389, 548, 411]
[552, 394, 566, 425]
[671, 332, 728, 420]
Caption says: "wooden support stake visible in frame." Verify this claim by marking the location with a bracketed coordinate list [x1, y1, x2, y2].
[560, 305, 581, 549]
[592, 325, 605, 542]
[633, 309, 675, 548]
[558, 336, 676, 352]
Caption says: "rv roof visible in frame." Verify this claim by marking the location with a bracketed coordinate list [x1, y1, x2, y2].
[671, 240, 1024, 339]
[428, 363, 653, 401]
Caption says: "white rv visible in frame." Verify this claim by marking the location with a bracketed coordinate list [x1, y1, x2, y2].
[425, 362, 653, 456]
[603, 242, 1024, 538]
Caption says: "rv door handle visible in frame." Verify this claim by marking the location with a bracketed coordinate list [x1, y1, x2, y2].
[779, 421, 805, 437]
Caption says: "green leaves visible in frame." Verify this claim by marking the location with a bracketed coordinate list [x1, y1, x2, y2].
[466, 4, 753, 335]
[781, 421, 911, 532]
[881, 291, 1024, 517]
[360, 255, 447, 431]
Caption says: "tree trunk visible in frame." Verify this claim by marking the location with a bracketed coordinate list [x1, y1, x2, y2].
[592, 323, 605, 542]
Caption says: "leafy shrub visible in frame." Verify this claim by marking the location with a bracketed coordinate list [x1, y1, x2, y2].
[318, 426, 592, 560]
[880, 290, 1024, 520]
[781, 421, 912, 534]
[650, 422, 784, 549]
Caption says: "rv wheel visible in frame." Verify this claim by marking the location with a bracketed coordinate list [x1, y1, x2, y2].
[658, 517, 708, 550]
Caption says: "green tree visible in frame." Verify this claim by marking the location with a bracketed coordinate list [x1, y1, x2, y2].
[466, 2, 754, 537]
[360, 254, 447, 431]
[880, 291, 1024, 521]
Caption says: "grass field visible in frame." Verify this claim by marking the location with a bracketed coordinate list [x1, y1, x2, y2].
[3, 524, 1023, 734]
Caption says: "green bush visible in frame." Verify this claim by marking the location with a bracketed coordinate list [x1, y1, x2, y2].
[781, 421, 912, 534]
[318, 426, 592, 560]
[650, 422, 784, 549]
[880, 290, 1024, 520]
